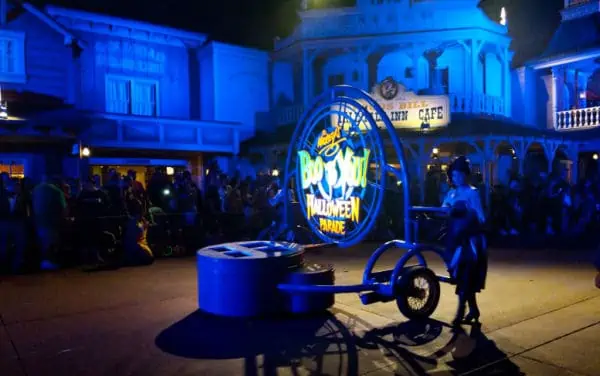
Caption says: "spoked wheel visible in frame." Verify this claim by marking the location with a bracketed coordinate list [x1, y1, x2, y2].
[395, 266, 441, 320]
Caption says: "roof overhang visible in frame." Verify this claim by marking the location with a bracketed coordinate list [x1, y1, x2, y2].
[529, 47, 600, 70]
[45, 5, 208, 48]
[9, 1, 86, 49]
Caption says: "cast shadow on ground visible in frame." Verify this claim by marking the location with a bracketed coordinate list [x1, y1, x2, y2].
[360, 320, 524, 375]
[155, 310, 522, 375]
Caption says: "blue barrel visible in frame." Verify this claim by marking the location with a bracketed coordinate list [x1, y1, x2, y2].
[284, 263, 335, 315]
[196, 241, 304, 317]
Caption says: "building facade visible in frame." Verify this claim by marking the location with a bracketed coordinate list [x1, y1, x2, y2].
[0, 1, 269, 184]
[246, 0, 600, 205]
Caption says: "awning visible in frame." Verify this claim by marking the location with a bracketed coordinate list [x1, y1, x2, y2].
[0, 90, 91, 138]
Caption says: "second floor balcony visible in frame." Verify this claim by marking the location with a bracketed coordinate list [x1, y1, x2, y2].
[87, 113, 252, 154]
[556, 105, 600, 131]
[270, 93, 506, 128]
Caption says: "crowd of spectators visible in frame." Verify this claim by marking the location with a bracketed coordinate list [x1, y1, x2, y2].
[1, 161, 599, 275]
[0, 165, 285, 274]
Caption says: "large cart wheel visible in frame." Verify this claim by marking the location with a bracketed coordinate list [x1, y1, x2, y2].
[395, 265, 441, 320]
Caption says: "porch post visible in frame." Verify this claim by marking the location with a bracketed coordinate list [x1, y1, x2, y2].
[417, 140, 428, 204]
[359, 50, 370, 91]
[567, 144, 579, 183]
[503, 47, 511, 117]
[471, 40, 483, 114]
[513, 138, 531, 175]
[551, 67, 563, 129]
[302, 49, 314, 106]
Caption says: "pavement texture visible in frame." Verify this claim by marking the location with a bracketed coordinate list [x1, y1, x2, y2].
[0, 244, 599, 376]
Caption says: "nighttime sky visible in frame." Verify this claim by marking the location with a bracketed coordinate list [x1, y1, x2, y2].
[31, 0, 564, 66]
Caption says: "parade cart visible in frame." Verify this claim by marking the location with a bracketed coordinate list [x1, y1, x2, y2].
[196, 85, 458, 319]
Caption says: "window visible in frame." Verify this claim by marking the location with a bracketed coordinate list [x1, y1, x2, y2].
[327, 74, 344, 87]
[0, 161, 25, 178]
[0, 31, 25, 83]
[441, 68, 449, 94]
[105, 76, 158, 116]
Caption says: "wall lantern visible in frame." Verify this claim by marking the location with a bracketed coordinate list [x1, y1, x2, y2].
[432, 147, 439, 155]
[593, 153, 598, 161]
[81, 147, 91, 157]
[166, 166, 175, 176]
[271, 168, 280, 177]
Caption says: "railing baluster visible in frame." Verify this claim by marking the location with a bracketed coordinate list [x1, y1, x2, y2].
[555, 105, 600, 131]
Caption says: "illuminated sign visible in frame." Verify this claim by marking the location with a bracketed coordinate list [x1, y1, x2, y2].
[332, 78, 450, 130]
[297, 124, 371, 238]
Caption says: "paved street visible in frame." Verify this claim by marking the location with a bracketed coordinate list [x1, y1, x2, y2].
[0, 244, 599, 376]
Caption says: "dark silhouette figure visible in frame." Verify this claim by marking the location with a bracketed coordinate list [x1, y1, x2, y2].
[441, 157, 488, 326]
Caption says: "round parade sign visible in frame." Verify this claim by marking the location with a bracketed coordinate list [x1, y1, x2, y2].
[284, 88, 389, 247]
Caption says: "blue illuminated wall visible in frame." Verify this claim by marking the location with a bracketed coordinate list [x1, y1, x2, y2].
[270, 0, 513, 126]
[75, 35, 193, 118]
[0, 8, 73, 101]
[0, 3, 272, 180]
[199, 42, 270, 136]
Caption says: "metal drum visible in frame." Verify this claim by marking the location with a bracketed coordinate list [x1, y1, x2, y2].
[284, 263, 335, 315]
[196, 241, 304, 317]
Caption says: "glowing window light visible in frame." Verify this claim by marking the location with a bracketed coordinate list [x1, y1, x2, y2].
[500, 7, 507, 26]
[0, 102, 7, 120]
[166, 166, 175, 176]
[0, 85, 7, 120]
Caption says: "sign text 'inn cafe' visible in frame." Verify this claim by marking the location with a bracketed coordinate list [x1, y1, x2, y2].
[333, 77, 451, 130]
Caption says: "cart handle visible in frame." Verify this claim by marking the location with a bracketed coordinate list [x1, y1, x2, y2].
[409, 206, 449, 214]
[278, 283, 379, 294]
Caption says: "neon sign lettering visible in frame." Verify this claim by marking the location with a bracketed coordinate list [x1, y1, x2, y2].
[298, 126, 370, 236]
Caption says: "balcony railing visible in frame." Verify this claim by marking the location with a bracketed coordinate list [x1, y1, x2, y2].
[272, 94, 506, 127]
[566, 0, 591, 8]
[88, 113, 251, 153]
[273, 104, 305, 127]
[555, 106, 600, 131]
[449, 94, 505, 116]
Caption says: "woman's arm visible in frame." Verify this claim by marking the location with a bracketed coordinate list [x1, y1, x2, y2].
[469, 188, 486, 224]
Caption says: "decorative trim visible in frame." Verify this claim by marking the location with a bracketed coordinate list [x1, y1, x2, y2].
[530, 47, 600, 69]
[88, 157, 189, 166]
[20, 3, 86, 49]
[45, 6, 207, 48]
[561, 1, 600, 21]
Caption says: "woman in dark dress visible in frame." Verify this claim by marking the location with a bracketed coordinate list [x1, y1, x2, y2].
[441, 157, 488, 327]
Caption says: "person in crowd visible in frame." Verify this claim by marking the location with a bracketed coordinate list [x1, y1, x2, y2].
[75, 177, 110, 265]
[32, 175, 67, 271]
[123, 199, 154, 266]
[0, 177, 28, 273]
[92, 174, 102, 190]
[182, 170, 203, 213]
[103, 172, 126, 216]
[595, 248, 600, 289]
[147, 169, 171, 210]
[441, 156, 487, 327]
